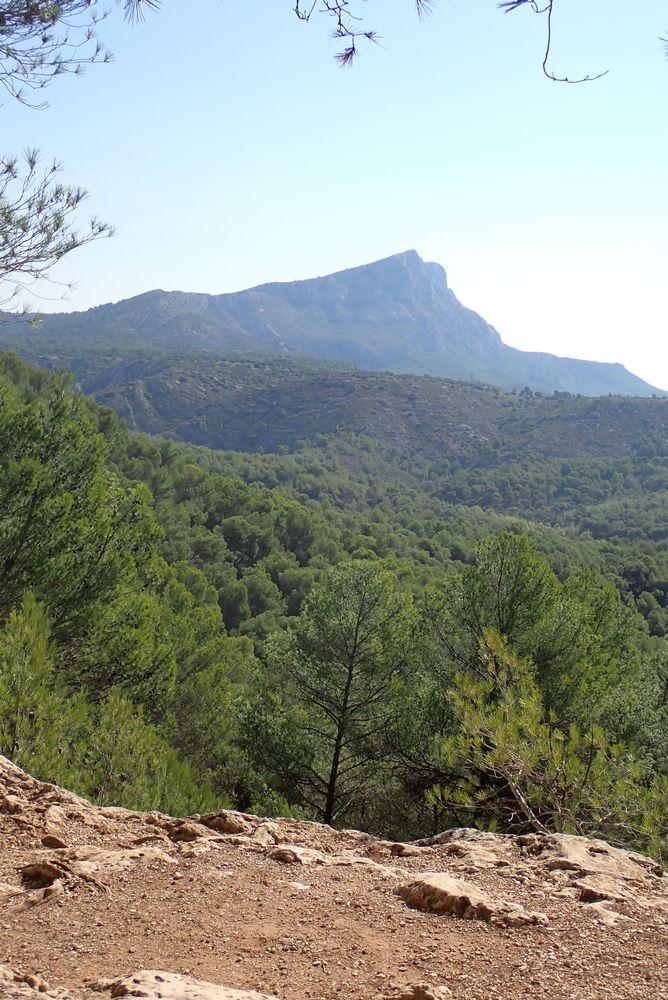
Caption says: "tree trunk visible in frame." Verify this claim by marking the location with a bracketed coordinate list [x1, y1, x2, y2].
[323, 727, 344, 825]
[322, 653, 356, 825]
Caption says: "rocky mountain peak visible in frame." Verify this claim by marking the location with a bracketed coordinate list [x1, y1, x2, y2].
[313, 250, 450, 303]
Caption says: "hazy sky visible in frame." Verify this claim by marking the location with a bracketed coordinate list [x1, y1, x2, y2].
[3, 1, 668, 388]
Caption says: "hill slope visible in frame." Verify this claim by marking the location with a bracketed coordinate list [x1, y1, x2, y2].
[1, 755, 666, 1000]
[53, 351, 668, 632]
[64, 353, 668, 459]
[5, 250, 661, 396]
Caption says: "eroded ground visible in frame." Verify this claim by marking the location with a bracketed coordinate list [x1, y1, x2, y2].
[1, 755, 666, 999]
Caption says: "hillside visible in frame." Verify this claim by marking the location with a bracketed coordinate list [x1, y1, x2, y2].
[2, 251, 661, 396]
[55, 353, 668, 460]
[1, 755, 667, 1000]
[3, 349, 668, 627]
[1, 352, 667, 894]
[45, 349, 668, 631]
[29, 350, 668, 546]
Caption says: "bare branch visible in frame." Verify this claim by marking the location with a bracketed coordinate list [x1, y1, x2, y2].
[498, 0, 608, 83]
[295, 0, 433, 65]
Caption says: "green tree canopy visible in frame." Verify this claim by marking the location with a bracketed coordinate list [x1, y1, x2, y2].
[434, 631, 668, 858]
[246, 561, 415, 825]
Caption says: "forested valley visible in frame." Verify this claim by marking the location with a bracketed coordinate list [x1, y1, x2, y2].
[1, 349, 666, 859]
[2, 4, 668, 998]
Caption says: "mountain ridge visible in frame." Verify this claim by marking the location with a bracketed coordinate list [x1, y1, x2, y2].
[4, 250, 661, 397]
[61, 353, 668, 460]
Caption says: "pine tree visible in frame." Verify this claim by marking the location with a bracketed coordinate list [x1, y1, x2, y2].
[433, 632, 667, 859]
[0, 594, 89, 787]
[245, 561, 415, 825]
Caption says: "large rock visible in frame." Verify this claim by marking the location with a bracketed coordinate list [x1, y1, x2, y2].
[573, 873, 636, 904]
[386, 986, 452, 999]
[519, 832, 667, 915]
[0, 964, 70, 999]
[54, 844, 176, 874]
[417, 829, 515, 871]
[266, 845, 331, 866]
[199, 812, 253, 836]
[519, 832, 663, 881]
[96, 970, 280, 999]
[395, 873, 548, 927]
[154, 819, 212, 843]
[3, 864, 65, 915]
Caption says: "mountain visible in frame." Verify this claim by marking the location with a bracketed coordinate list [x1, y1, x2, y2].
[4, 250, 661, 396]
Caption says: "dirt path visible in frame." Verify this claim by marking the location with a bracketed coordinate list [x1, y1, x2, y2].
[1, 756, 666, 999]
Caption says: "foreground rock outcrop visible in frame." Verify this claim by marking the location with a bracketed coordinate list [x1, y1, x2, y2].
[0, 966, 280, 999]
[394, 873, 548, 927]
[1, 755, 666, 999]
[95, 970, 280, 999]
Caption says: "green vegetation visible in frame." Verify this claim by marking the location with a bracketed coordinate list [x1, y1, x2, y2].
[245, 561, 416, 825]
[436, 633, 666, 859]
[0, 350, 666, 857]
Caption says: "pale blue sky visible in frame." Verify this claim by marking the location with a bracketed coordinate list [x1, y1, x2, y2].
[3, 1, 668, 388]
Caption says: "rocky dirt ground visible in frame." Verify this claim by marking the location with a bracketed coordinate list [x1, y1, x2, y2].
[1, 755, 667, 999]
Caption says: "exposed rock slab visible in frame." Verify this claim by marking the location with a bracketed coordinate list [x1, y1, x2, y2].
[418, 828, 515, 870]
[199, 812, 253, 836]
[395, 872, 548, 927]
[95, 970, 280, 999]
[266, 844, 331, 866]
[55, 844, 176, 874]
[386, 986, 452, 999]
[519, 832, 663, 881]
[518, 832, 667, 914]
[0, 964, 70, 999]
[573, 873, 636, 904]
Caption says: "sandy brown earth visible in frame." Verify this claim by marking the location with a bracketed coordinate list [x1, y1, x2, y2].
[1, 755, 667, 999]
